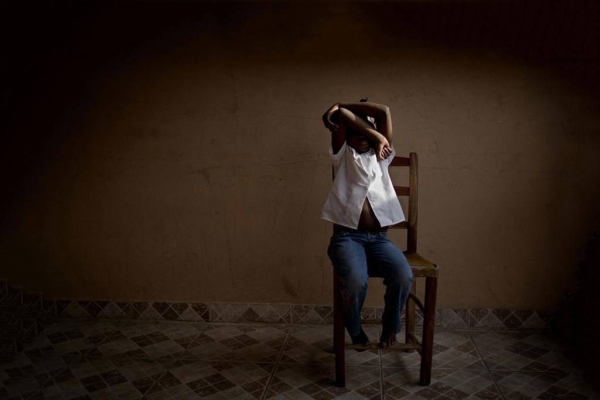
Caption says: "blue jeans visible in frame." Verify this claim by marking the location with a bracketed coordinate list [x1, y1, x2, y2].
[328, 228, 414, 339]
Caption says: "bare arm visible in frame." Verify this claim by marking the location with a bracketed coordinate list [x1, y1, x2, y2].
[322, 101, 393, 159]
[323, 104, 345, 154]
[337, 102, 393, 144]
[337, 108, 392, 160]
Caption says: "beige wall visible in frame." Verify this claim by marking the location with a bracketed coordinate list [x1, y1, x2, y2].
[1, 1, 599, 310]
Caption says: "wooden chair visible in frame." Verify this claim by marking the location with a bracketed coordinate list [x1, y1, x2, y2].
[333, 152, 439, 387]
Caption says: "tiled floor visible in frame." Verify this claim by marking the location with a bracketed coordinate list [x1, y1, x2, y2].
[1, 319, 598, 399]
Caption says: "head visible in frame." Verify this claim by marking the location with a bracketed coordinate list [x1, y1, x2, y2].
[346, 97, 376, 154]
[346, 118, 375, 153]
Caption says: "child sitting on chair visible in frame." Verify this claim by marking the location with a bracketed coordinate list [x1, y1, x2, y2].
[321, 100, 414, 347]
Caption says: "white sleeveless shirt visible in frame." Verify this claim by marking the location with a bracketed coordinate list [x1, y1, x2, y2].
[321, 142, 405, 229]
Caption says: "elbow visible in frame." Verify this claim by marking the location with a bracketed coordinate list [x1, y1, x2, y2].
[373, 104, 390, 119]
[368, 103, 389, 117]
[338, 107, 353, 120]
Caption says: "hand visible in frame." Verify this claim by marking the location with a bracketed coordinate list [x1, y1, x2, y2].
[375, 139, 392, 161]
[322, 103, 340, 132]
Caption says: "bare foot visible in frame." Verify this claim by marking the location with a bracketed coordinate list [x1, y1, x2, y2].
[379, 330, 397, 348]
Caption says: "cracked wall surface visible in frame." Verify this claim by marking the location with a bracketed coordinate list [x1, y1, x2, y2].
[1, 1, 599, 310]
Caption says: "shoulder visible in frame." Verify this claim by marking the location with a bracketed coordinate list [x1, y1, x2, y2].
[330, 141, 349, 162]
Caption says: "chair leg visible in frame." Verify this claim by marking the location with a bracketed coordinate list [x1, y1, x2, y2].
[405, 281, 417, 349]
[333, 271, 346, 387]
[419, 276, 438, 386]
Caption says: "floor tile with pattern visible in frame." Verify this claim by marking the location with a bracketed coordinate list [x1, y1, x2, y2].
[1, 320, 598, 399]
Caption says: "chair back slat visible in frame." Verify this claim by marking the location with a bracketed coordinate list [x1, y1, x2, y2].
[394, 186, 410, 196]
[389, 221, 409, 229]
[390, 157, 410, 167]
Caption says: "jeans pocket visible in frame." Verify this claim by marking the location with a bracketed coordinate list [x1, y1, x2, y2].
[328, 231, 350, 260]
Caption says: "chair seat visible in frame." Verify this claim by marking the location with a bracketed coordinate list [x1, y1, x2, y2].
[404, 252, 438, 278]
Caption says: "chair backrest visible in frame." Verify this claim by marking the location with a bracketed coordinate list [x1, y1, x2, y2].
[389, 153, 418, 254]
